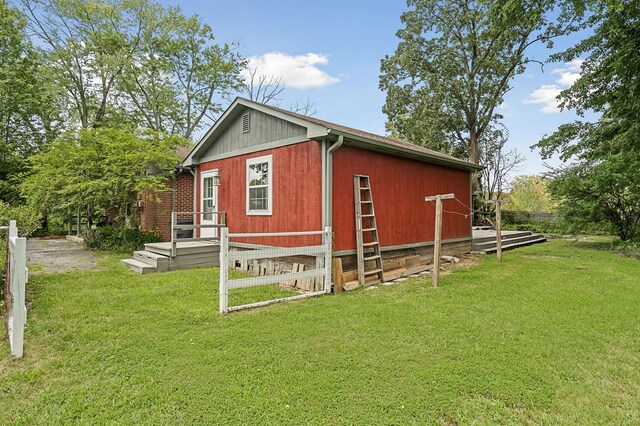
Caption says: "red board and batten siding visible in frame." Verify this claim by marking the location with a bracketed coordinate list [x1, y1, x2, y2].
[332, 145, 472, 252]
[197, 140, 323, 246]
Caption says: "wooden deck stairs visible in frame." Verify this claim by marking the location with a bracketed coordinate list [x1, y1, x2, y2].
[471, 229, 547, 253]
[121, 241, 220, 274]
[354, 175, 384, 286]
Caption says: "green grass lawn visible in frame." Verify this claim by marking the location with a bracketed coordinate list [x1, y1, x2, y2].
[1, 239, 639, 424]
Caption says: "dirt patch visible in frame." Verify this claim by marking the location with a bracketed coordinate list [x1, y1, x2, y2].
[27, 238, 99, 274]
[455, 252, 484, 268]
[522, 254, 575, 259]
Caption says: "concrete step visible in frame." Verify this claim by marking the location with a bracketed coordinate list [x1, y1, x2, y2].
[472, 233, 540, 250]
[121, 258, 156, 274]
[476, 236, 547, 254]
[134, 250, 170, 272]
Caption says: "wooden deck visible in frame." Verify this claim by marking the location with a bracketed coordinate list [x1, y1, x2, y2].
[121, 240, 220, 274]
[471, 229, 546, 253]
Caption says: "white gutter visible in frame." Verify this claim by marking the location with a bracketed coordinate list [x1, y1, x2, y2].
[327, 129, 482, 171]
[325, 133, 344, 227]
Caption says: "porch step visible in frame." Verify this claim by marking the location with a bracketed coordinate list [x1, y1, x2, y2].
[121, 258, 156, 274]
[472, 231, 533, 245]
[472, 233, 541, 250]
[134, 250, 170, 272]
[475, 236, 547, 254]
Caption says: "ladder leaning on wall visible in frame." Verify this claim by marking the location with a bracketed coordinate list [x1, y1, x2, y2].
[353, 175, 384, 286]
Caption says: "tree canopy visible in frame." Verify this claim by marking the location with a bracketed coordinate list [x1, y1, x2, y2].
[21, 0, 244, 137]
[380, 0, 587, 190]
[507, 175, 555, 212]
[0, 1, 61, 203]
[22, 128, 181, 227]
[535, 0, 640, 240]
[1, 0, 247, 232]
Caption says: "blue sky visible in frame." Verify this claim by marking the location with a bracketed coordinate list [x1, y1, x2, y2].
[168, 0, 593, 177]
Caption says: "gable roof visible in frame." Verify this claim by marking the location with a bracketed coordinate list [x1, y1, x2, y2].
[183, 97, 482, 171]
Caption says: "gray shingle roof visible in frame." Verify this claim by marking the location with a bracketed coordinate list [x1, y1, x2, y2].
[243, 98, 482, 171]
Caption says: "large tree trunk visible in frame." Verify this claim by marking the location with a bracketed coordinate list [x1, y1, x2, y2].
[469, 131, 481, 194]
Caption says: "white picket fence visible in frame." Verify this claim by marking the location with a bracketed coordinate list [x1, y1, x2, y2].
[5, 220, 27, 358]
[219, 227, 332, 313]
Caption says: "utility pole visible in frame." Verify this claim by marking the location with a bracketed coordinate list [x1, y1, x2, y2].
[425, 193, 455, 287]
[488, 200, 502, 262]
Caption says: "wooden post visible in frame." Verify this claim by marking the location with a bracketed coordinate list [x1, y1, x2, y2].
[425, 193, 455, 288]
[433, 196, 442, 287]
[488, 200, 502, 262]
[332, 258, 344, 294]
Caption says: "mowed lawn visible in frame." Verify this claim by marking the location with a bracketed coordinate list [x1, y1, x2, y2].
[1, 239, 639, 425]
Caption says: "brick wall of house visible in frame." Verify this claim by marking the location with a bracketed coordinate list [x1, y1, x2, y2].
[175, 173, 194, 213]
[139, 173, 194, 241]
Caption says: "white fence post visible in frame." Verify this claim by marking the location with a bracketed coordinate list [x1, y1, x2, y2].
[219, 227, 228, 314]
[9, 219, 17, 238]
[324, 226, 332, 293]
[8, 220, 27, 358]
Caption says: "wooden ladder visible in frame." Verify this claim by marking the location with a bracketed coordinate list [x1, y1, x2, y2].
[353, 175, 384, 286]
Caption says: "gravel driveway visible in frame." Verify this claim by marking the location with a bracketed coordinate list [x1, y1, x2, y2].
[26, 238, 98, 274]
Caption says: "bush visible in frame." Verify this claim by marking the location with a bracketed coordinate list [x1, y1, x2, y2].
[0, 202, 41, 237]
[84, 226, 163, 252]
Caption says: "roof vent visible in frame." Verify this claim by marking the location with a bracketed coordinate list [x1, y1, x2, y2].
[242, 112, 251, 133]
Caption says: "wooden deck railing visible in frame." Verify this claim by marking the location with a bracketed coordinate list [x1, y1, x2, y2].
[170, 211, 227, 257]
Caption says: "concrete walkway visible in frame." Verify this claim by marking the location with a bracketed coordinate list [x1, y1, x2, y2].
[26, 238, 98, 274]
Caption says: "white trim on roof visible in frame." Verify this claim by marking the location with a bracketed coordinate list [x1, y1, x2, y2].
[182, 98, 328, 167]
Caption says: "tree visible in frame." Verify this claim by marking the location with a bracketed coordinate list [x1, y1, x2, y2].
[22, 0, 143, 128]
[480, 127, 524, 202]
[21, 0, 244, 138]
[507, 175, 555, 212]
[289, 98, 318, 116]
[535, 0, 640, 240]
[241, 66, 319, 116]
[380, 0, 587, 190]
[164, 13, 244, 139]
[242, 66, 285, 104]
[0, 2, 61, 203]
[22, 128, 182, 229]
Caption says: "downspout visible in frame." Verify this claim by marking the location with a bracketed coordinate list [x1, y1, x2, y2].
[325, 133, 344, 228]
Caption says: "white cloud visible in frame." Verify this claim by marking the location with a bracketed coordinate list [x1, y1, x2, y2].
[551, 59, 583, 87]
[523, 85, 563, 113]
[524, 59, 583, 113]
[242, 52, 340, 89]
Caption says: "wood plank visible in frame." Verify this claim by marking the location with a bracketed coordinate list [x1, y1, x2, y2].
[404, 255, 421, 268]
[228, 267, 325, 290]
[382, 257, 405, 271]
[342, 269, 358, 283]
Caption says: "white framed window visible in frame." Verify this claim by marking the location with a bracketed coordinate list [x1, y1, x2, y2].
[246, 154, 272, 215]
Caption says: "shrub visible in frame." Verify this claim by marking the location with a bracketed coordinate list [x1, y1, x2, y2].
[84, 226, 163, 252]
[0, 202, 41, 237]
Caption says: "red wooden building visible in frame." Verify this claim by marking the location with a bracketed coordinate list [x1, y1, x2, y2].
[176, 98, 480, 264]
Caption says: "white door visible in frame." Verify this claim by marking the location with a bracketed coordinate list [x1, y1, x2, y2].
[200, 170, 219, 238]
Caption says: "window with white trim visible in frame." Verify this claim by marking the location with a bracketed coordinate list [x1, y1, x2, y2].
[246, 155, 272, 215]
